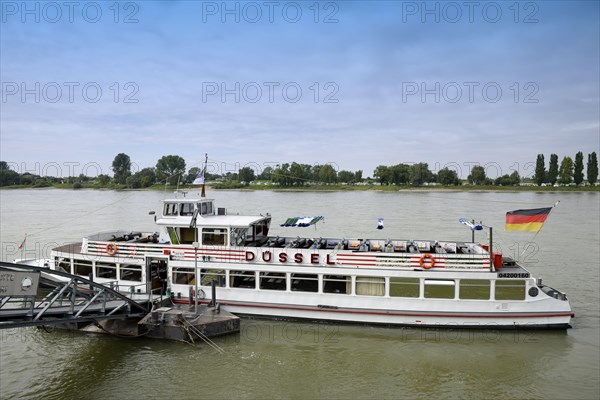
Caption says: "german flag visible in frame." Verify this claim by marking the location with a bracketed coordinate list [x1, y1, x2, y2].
[505, 207, 553, 232]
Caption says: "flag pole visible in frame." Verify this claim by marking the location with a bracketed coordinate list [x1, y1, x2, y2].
[518, 201, 560, 261]
[201, 153, 208, 198]
[19, 233, 27, 259]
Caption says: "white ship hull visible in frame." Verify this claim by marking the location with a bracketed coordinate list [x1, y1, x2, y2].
[36, 194, 573, 330]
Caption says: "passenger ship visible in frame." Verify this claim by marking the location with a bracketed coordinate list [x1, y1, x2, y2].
[37, 193, 573, 329]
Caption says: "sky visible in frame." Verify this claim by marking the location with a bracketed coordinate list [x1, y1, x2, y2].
[1, 0, 599, 179]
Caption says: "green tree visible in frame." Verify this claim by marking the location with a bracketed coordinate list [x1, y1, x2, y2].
[272, 163, 291, 186]
[318, 164, 337, 184]
[587, 152, 598, 185]
[373, 165, 391, 185]
[467, 166, 486, 185]
[0, 162, 19, 186]
[547, 154, 559, 185]
[289, 162, 309, 186]
[509, 171, 521, 185]
[257, 166, 273, 181]
[138, 168, 156, 187]
[354, 170, 363, 182]
[574, 151, 584, 185]
[558, 156, 574, 185]
[186, 167, 200, 184]
[534, 154, 546, 186]
[238, 167, 256, 185]
[494, 171, 520, 186]
[409, 163, 433, 186]
[111, 153, 131, 184]
[437, 168, 460, 185]
[126, 174, 142, 189]
[96, 174, 111, 186]
[156, 155, 186, 185]
[337, 170, 355, 183]
[390, 164, 411, 185]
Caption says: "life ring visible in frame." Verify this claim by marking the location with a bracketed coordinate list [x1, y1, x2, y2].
[419, 254, 435, 269]
[106, 242, 118, 256]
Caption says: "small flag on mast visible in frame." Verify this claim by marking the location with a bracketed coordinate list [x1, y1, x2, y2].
[505, 207, 553, 232]
[192, 170, 205, 185]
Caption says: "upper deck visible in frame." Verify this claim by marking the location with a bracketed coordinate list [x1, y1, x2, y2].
[51, 194, 505, 272]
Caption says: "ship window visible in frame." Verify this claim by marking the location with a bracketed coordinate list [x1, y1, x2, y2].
[356, 276, 385, 296]
[323, 275, 350, 294]
[230, 270, 256, 289]
[167, 227, 179, 244]
[73, 259, 93, 277]
[202, 228, 227, 246]
[259, 272, 286, 291]
[291, 273, 318, 292]
[201, 202, 207, 215]
[172, 267, 195, 285]
[495, 280, 526, 300]
[255, 221, 269, 238]
[177, 227, 196, 244]
[206, 202, 213, 215]
[96, 262, 117, 279]
[180, 203, 194, 216]
[390, 277, 420, 298]
[200, 269, 226, 287]
[164, 203, 178, 216]
[54, 257, 71, 273]
[424, 279, 455, 299]
[459, 279, 491, 300]
[231, 228, 246, 247]
[120, 264, 142, 282]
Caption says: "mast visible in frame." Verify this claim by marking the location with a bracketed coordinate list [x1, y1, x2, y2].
[201, 153, 208, 198]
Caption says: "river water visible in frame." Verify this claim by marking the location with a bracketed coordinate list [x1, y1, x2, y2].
[0, 189, 598, 399]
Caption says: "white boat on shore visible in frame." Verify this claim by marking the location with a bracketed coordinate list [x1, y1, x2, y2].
[25, 191, 574, 329]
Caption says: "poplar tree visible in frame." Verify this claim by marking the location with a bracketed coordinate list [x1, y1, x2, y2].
[534, 154, 546, 185]
[558, 156, 574, 185]
[547, 154, 559, 185]
[588, 152, 598, 185]
[573, 152, 584, 185]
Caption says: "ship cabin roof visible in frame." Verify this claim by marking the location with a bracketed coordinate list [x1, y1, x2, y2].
[155, 197, 269, 228]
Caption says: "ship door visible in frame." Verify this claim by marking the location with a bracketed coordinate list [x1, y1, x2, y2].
[146, 256, 168, 295]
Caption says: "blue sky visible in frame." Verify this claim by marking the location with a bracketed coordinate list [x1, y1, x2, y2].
[1, 0, 599, 178]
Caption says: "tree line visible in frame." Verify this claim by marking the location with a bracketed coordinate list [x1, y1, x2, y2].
[534, 152, 598, 186]
[1, 151, 598, 188]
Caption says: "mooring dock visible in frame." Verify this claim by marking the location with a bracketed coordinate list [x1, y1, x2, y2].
[138, 304, 240, 342]
[0, 262, 239, 343]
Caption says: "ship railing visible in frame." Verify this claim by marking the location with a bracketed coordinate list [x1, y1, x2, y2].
[99, 281, 153, 301]
[86, 240, 166, 258]
[85, 240, 493, 269]
[335, 253, 492, 269]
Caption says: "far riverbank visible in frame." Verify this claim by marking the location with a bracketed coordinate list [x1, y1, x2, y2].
[1, 183, 599, 192]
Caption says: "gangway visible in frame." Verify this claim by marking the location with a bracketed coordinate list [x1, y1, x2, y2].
[0, 261, 151, 329]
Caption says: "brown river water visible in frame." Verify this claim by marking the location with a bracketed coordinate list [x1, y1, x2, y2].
[0, 189, 598, 399]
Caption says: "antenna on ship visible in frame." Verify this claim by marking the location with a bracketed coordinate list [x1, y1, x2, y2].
[201, 153, 208, 198]
[459, 218, 496, 272]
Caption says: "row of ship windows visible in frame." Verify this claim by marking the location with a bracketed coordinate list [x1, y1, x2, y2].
[174, 269, 527, 301]
[55, 258, 142, 282]
[54, 257, 528, 301]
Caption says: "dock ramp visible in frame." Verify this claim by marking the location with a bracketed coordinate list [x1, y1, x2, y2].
[0, 261, 150, 329]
